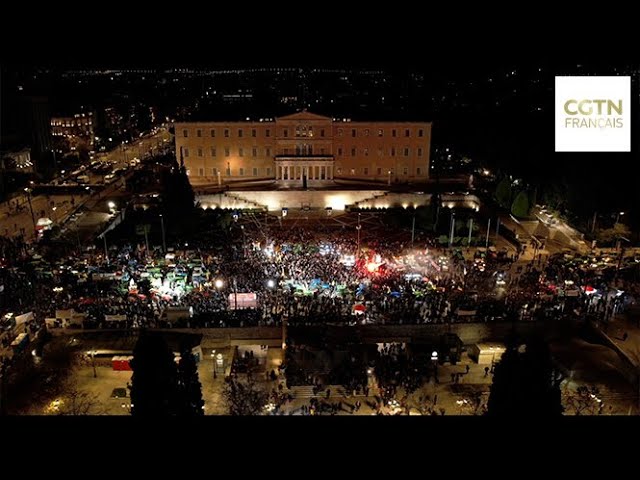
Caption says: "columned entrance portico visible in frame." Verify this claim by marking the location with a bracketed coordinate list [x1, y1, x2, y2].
[275, 156, 335, 187]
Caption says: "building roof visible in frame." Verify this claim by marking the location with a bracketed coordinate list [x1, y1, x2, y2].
[276, 110, 332, 122]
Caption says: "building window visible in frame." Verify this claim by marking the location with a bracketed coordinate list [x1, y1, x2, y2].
[338, 147, 343, 156]
[351, 148, 356, 157]
[183, 129, 188, 138]
[404, 147, 410, 157]
[283, 129, 288, 137]
[239, 148, 244, 157]
[197, 129, 202, 137]
[266, 129, 271, 137]
[212, 167, 218, 175]
[308, 126, 314, 137]
[284, 148, 290, 155]
[418, 148, 423, 157]
[418, 129, 424, 137]
[251, 129, 256, 137]
[198, 167, 204, 176]
[239, 167, 245, 176]
[211, 147, 217, 157]
[226, 166, 231, 175]
[266, 167, 272, 176]
[183, 148, 190, 157]
[252, 147, 257, 157]
[403, 167, 409, 175]
[350, 168, 355, 175]
[391, 147, 396, 156]
[416, 167, 422, 175]
[253, 167, 258, 176]
[186, 169, 191, 176]
[377, 167, 382, 175]
[405, 129, 410, 137]
[320, 129, 325, 137]
[337, 129, 343, 137]
[320, 148, 326, 154]
[364, 167, 369, 175]
[210, 129, 216, 137]
[392, 129, 397, 137]
[266, 147, 271, 157]
[337, 167, 342, 174]
[364, 148, 369, 156]
[238, 129, 243, 138]
[197, 147, 203, 157]
[351, 129, 356, 137]
[364, 129, 370, 136]
[224, 129, 230, 137]
[224, 147, 230, 157]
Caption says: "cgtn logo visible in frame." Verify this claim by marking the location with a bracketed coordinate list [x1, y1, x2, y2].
[555, 76, 630, 152]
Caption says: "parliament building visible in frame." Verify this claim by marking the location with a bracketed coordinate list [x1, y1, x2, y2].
[174, 111, 431, 187]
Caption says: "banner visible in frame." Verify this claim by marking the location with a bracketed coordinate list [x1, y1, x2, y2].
[56, 309, 74, 320]
[228, 292, 257, 310]
[15, 311, 34, 325]
[104, 314, 127, 322]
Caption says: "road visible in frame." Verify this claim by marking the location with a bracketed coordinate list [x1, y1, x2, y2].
[0, 127, 172, 242]
[531, 205, 590, 253]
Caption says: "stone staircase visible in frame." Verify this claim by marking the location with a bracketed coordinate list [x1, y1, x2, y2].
[224, 192, 268, 210]
[288, 385, 371, 399]
[349, 191, 390, 210]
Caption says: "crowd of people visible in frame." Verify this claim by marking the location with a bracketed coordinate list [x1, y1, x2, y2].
[1, 215, 638, 347]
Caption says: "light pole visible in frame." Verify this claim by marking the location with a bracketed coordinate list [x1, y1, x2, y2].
[387, 170, 391, 186]
[485, 218, 491, 248]
[102, 232, 109, 264]
[88, 350, 97, 378]
[356, 213, 362, 258]
[411, 211, 416, 248]
[233, 277, 238, 310]
[159, 214, 167, 253]
[448, 210, 456, 248]
[24, 187, 37, 239]
[615, 211, 625, 227]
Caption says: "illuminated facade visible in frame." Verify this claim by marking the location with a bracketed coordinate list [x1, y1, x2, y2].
[175, 111, 431, 187]
[51, 112, 95, 150]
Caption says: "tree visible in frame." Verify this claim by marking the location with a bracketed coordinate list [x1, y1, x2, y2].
[223, 376, 268, 416]
[487, 339, 563, 416]
[563, 386, 605, 415]
[511, 191, 530, 218]
[177, 346, 204, 416]
[596, 224, 631, 246]
[495, 177, 512, 208]
[129, 332, 179, 416]
[54, 384, 106, 415]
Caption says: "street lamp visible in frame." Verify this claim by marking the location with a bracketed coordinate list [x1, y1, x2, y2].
[23, 187, 37, 239]
[431, 350, 439, 380]
[356, 213, 362, 258]
[449, 211, 456, 248]
[87, 350, 97, 378]
[267, 279, 275, 288]
[615, 211, 625, 227]
[214, 278, 224, 289]
[387, 170, 391, 186]
[159, 214, 167, 253]
[108, 201, 116, 211]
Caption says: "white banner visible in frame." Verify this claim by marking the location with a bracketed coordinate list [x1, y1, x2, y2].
[56, 309, 74, 320]
[104, 314, 127, 322]
[15, 311, 34, 325]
